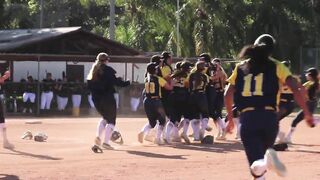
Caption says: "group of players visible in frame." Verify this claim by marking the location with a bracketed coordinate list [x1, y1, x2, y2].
[138, 52, 230, 145]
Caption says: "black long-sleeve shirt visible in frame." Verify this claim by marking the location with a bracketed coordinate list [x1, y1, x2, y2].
[87, 65, 130, 95]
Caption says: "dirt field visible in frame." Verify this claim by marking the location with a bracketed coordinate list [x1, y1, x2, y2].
[1, 114, 320, 180]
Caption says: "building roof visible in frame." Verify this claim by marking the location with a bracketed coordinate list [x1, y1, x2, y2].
[0, 27, 141, 56]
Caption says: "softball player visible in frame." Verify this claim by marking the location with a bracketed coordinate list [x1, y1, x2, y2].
[70, 78, 83, 116]
[277, 61, 295, 121]
[22, 76, 36, 113]
[55, 77, 69, 111]
[0, 70, 14, 149]
[160, 51, 173, 118]
[41, 73, 55, 111]
[225, 34, 315, 180]
[188, 60, 210, 141]
[285, 67, 319, 143]
[211, 58, 228, 140]
[164, 61, 192, 144]
[87, 52, 130, 149]
[138, 62, 173, 145]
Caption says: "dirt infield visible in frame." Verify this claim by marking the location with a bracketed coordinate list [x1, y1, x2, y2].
[1, 114, 320, 180]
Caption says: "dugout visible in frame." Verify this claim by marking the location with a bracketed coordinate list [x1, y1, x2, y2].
[0, 27, 152, 116]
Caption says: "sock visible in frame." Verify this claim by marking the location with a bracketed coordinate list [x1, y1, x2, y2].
[96, 119, 106, 138]
[250, 159, 267, 177]
[191, 119, 200, 139]
[201, 118, 209, 131]
[286, 127, 295, 140]
[0, 123, 7, 141]
[182, 119, 190, 135]
[234, 118, 241, 136]
[104, 124, 115, 144]
[156, 125, 164, 140]
[178, 119, 185, 130]
[217, 117, 226, 134]
[172, 125, 179, 139]
[165, 121, 173, 141]
[141, 123, 152, 135]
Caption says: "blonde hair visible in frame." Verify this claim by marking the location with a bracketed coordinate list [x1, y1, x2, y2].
[87, 52, 109, 81]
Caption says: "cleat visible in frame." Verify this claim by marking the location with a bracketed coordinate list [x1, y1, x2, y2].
[265, 148, 287, 177]
[91, 145, 103, 153]
[171, 136, 181, 143]
[102, 143, 114, 150]
[138, 132, 144, 143]
[154, 138, 164, 145]
[216, 131, 226, 140]
[181, 133, 191, 144]
[94, 137, 101, 146]
[21, 130, 33, 140]
[284, 137, 292, 144]
[205, 126, 213, 132]
[199, 130, 205, 141]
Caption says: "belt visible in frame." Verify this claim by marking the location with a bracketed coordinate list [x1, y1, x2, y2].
[147, 96, 160, 99]
[280, 98, 294, 102]
[241, 106, 275, 113]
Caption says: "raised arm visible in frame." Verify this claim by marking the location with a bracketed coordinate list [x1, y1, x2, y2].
[286, 76, 314, 127]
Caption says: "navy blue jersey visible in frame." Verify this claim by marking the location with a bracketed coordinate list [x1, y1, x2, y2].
[188, 72, 209, 93]
[228, 59, 291, 111]
[144, 75, 167, 98]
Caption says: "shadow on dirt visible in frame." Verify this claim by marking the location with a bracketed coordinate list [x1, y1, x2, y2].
[0, 174, 19, 180]
[0, 149, 62, 161]
[168, 140, 244, 153]
[126, 150, 188, 159]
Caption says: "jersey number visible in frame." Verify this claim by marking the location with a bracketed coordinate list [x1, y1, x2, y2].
[241, 73, 263, 97]
[145, 82, 155, 94]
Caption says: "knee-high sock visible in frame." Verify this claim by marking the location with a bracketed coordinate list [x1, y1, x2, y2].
[0, 123, 8, 141]
[96, 119, 107, 138]
[172, 125, 179, 138]
[178, 119, 185, 130]
[234, 118, 241, 136]
[165, 121, 173, 141]
[201, 118, 209, 131]
[216, 117, 226, 133]
[141, 123, 152, 135]
[156, 125, 164, 140]
[191, 119, 200, 139]
[104, 124, 115, 144]
[182, 119, 190, 135]
[286, 127, 295, 140]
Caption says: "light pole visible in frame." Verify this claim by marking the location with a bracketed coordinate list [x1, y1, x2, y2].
[176, 0, 180, 57]
[109, 0, 115, 40]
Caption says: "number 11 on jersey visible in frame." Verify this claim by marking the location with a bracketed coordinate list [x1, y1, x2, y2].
[241, 73, 264, 97]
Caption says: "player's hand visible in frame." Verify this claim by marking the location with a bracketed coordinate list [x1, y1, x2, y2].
[226, 114, 234, 134]
[4, 70, 10, 77]
[305, 114, 315, 128]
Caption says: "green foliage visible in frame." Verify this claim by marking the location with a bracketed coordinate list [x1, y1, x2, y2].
[0, 0, 319, 71]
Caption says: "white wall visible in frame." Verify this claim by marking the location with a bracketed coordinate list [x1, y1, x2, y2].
[13, 61, 147, 83]
[13, 61, 66, 82]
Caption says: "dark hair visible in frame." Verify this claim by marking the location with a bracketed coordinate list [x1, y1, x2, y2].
[199, 53, 211, 63]
[150, 55, 161, 65]
[161, 51, 173, 72]
[171, 61, 191, 79]
[146, 62, 157, 75]
[307, 68, 319, 97]
[193, 61, 205, 88]
[238, 44, 271, 72]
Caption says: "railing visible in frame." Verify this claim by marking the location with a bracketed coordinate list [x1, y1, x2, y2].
[1, 82, 145, 116]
